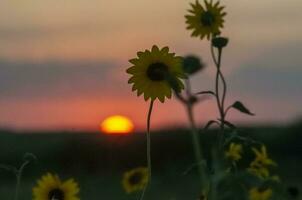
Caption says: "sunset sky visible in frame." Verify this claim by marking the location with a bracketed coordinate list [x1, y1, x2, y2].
[0, 0, 301, 131]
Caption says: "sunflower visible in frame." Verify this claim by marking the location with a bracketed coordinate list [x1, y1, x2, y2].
[127, 45, 186, 103]
[185, 0, 226, 40]
[122, 167, 148, 194]
[251, 145, 276, 167]
[249, 187, 273, 200]
[247, 145, 278, 180]
[225, 143, 243, 162]
[33, 173, 80, 200]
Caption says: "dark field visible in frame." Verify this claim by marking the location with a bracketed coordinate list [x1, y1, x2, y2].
[1, 122, 302, 200]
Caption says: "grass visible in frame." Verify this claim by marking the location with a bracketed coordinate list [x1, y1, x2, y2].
[0, 122, 302, 199]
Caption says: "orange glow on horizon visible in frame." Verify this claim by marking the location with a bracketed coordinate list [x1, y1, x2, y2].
[100, 115, 134, 134]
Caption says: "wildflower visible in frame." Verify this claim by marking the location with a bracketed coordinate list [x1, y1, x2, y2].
[251, 145, 276, 167]
[182, 55, 205, 75]
[127, 45, 186, 102]
[185, 0, 226, 40]
[33, 173, 79, 200]
[225, 143, 243, 161]
[248, 145, 277, 179]
[122, 167, 149, 194]
[248, 166, 270, 179]
[212, 36, 229, 49]
[249, 187, 273, 200]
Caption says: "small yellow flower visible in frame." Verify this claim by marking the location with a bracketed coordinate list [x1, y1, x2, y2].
[248, 166, 270, 179]
[33, 173, 80, 200]
[225, 143, 243, 161]
[127, 45, 186, 102]
[122, 167, 149, 194]
[248, 145, 277, 179]
[185, 0, 226, 40]
[249, 187, 273, 200]
[251, 145, 277, 167]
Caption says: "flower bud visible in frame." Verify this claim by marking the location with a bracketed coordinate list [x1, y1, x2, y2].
[182, 55, 205, 75]
[212, 37, 229, 49]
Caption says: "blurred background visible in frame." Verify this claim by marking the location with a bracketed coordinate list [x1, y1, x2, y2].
[0, 0, 302, 199]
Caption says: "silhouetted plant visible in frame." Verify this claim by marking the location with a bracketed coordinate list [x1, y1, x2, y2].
[126, 45, 186, 199]
[0, 153, 36, 200]
[32, 172, 80, 200]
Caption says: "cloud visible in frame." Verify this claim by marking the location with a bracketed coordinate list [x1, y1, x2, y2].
[0, 59, 122, 99]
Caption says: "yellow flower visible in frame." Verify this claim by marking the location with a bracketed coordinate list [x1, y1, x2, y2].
[185, 0, 226, 40]
[248, 166, 270, 179]
[225, 143, 243, 161]
[33, 173, 80, 200]
[248, 145, 277, 179]
[249, 187, 273, 200]
[127, 45, 186, 102]
[122, 167, 148, 194]
[251, 145, 276, 167]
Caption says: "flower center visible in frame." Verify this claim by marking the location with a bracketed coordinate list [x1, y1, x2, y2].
[129, 172, 143, 185]
[201, 11, 215, 26]
[258, 185, 269, 193]
[147, 62, 168, 81]
[48, 188, 64, 200]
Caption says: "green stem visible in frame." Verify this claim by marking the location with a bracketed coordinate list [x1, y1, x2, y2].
[217, 50, 227, 120]
[184, 79, 206, 192]
[187, 103, 204, 186]
[14, 161, 29, 200]
[217, 49, 225, 128]
[211, 45, 225, 129]
[146, 100, 154, 181]
[139, 100, 154, 200]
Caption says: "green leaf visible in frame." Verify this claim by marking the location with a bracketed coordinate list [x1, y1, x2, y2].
[231, 101, 255, 116]
[204, 120, 219, 130]
[221, 120, 237, 130]
[23, 153, 37, 163]
[0, 164, 17, 173]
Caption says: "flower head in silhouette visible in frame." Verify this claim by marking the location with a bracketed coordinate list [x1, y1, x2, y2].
[249, 187, 273, 200]
[225, 143, 243, 161]
[127, 45, 186, 102]
[185, 0, 226, 40]
[122, 167, 149, 194]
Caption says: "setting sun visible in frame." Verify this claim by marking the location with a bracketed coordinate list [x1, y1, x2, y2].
[100, 115, 134, 134]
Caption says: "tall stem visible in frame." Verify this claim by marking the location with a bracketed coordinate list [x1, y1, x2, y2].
[211, 44, 227, 147]
[187, 103, 205, 186]
[146, 100, 154, 180]
[217, 49, 225, 129]
[219, 70, 227, 118]
[14, 172, 21, 200]
[184, 78, 206, 192]
[14, 161, 29, 200]
[139, 100, 154, 200]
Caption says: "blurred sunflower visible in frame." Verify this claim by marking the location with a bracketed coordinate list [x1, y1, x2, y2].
[225, 143, 243, 161]
[122, 167, 148, 194]
[249, 187, 273, 200]
[248, 145, 277, 179]
[185, 0, 226, 40]
[251, 145, 276, 167]
[127, 45, 186, 103]
[33, 173, 79, 200]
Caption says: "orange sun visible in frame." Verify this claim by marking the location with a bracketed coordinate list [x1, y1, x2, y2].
[100, 115, 134, 134]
